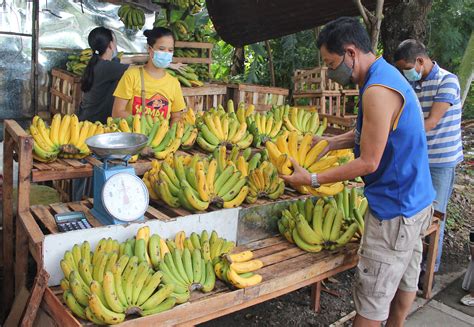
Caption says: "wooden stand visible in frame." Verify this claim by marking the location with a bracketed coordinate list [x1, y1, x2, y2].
[1, 119, 442, 323]
[32, 232, 360, 326]
[227, 83, 289, 112]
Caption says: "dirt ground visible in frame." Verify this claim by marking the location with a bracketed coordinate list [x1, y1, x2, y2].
[201, 124, 474, 327]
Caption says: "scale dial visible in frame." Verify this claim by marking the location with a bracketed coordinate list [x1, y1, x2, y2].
[101, 172, 149, 222]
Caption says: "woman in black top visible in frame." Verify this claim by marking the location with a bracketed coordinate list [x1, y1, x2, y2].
[78, 27, 147, 123]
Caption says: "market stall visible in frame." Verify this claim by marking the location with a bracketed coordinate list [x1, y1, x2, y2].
[0, 0, 444, 325]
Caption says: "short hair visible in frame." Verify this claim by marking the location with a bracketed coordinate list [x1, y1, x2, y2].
[317, 17, 372, 55]
[394, 39, 428, 63]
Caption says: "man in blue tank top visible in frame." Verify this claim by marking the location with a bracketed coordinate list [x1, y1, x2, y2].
[282, 17, 435, 326]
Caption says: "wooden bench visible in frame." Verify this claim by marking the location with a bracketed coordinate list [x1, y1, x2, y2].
[32, 233, 360, 326]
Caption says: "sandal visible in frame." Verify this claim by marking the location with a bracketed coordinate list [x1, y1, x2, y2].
[460, 294, 474, 306]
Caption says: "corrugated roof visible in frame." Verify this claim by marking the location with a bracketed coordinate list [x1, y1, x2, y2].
[206, 0, 401, 47]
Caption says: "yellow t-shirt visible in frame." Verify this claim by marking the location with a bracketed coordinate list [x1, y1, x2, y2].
[113, 66, 186, 117]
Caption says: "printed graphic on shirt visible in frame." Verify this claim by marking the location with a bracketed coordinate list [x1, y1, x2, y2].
[132, 93, 169, 118]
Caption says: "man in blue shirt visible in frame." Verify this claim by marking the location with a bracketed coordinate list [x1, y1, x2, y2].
[394, 40, 463, 285]
[283, 17, 435, 326]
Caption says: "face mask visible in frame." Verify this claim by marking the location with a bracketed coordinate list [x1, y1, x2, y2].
[111, 47, 118, 59]
[328, 53, 354, 86]
[152, 50, 173, 68]
[403, 65, 423, 82]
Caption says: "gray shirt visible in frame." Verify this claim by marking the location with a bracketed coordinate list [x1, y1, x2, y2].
[78, 58, 129, 123]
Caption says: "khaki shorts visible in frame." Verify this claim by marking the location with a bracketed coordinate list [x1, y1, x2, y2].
[353, 205, 433, 321]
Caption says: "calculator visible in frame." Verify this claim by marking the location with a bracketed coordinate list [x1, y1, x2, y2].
[54, 211, 92, 232]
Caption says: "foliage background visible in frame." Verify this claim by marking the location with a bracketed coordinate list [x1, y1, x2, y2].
[202, 0, 473, 117]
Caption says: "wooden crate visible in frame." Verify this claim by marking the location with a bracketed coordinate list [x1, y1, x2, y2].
[182, 83, 227, 112]
[293, 66, 341, 93]
[173, 41, 213, 74]
[227, 83, 289, 112]
[49, 68, 82, 116]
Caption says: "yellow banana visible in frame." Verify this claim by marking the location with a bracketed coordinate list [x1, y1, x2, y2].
[226, 250, 253, 263]
[89, 293, 125, 325]
[298, 134, 313, 166]
[304, 140, 329, 168]
[227, 267, 262, 288]
[230, 259, 263, 274]
[58, 114, 71, 145]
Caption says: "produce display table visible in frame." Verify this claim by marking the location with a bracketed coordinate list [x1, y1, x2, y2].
[40, 237, 359, 326]
[2, 118, 442, 324]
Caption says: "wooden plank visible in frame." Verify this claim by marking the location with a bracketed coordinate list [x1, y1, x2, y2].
[238, 236, 288, 251]
[423, 219, 440, 299]
[18, 211, 45, 246]
[32, 166, 93, 182]
[2, 129, 15, 312]
[15, 135, 34, 297]
[182, 84, 227, 96]
[61, 158, 87, 168]
[175, 41, 213, 49]
[42, 288, 82, 327]
[67, 202, 102, 228]
[145, 205, 175, 222]
[20, 269, 50, 327]
[173, 57, 212, 64]
[49, 203, 72, 214]
[32, 161, 53, 171]
[311, 282, 322, 312]
[15, 220, 29, 297]
[4, 119, 29, 144]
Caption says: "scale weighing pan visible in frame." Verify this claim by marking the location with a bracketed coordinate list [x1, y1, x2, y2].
[86, 132, 148, 160]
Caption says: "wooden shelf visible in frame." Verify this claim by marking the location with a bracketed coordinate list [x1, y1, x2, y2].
[42, 236, 359, 326]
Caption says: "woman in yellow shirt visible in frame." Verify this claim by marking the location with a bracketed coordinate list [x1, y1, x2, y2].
[112, 27, 186, 124]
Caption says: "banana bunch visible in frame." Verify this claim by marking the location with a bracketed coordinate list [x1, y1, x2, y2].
[166, 65, 204, 87]
[247, 109, 285, 147]
[246, 161, 285, 204]
[214, 250, 263, 289]
[174, 48, 199, 58]
[118, 4, 146, 30]
[144, 151, 249, 211]
[168, 0, 202, 11]
[265, 131, 344, 196]
[65, 48, 92, 76]
[278, 188, 367, 252]
[274, 106, 327, 136]
[214, 144, 263, 177]
[197, 106, 253, 152]
[118, 114, 183, 160]
[59, 238, 177, 324]
[29, 114, 107, 162]
[235, 102, 256, 124]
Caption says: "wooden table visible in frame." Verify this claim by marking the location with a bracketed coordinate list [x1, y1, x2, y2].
[40, 237, 359, 326]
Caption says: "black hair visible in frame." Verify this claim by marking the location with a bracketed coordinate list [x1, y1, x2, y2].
[394, 39, 429, 63]
[317, 17, 372, 55]
[81, 27, 114, 93]
[143, 27, 174, 48]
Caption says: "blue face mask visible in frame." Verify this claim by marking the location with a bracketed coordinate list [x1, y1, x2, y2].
[403, 66, 423, 82]
[152, 50, 173, 68]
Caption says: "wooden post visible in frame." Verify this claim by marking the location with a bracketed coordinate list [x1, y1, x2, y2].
[2, 127, 15, 313]
[15, 134, 33, 295]
[20, 269, 50, 327]
[311, 281, 322, 312]
[423, 214, 443, 299]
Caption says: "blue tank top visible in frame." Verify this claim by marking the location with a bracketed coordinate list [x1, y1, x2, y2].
[354, 57, 435, 220]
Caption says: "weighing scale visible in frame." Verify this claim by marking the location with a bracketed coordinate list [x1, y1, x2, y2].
[86, 133, 149, 225]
